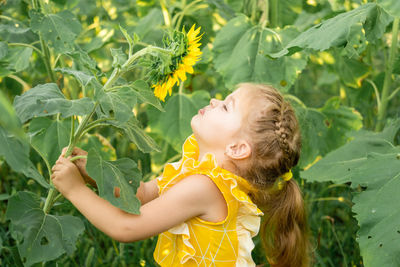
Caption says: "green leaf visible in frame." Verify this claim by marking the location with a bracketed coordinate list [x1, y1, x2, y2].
[119, 25, 139, 56]
[377, 0, 400, 18]
[30, 10, 82, 54]
[213, 15, 307, 91]
[13, 83, 94, 123]
[335, 56, 370, 88]
[319, 96, 363, 152]
[0, 127, 49, 188]
[133, 8, 163, 43]
[300, 120, 400, 267]
[158, 90, 209, 152]
[55, 68, 95, 89]
[271, 3, 392, 57]
[286, 95, 363, 169]
[86, 148, 141, 214]
[110, 116, 161, 153]
[0, 41, 8, 60]
[28, 117, 71, 167]
[286, 95, 328, 168]
[110, 47, 127, 68]
[66, 49, 98, 73]
[130, 80, 164, 112]
[6, 191, 84, 266]
[97, 87, 137, 123]
[0, 90, 24, 138]
[5, 46, 33, 73]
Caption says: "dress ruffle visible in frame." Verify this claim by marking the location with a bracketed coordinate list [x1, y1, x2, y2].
[157, 134, 264, 266]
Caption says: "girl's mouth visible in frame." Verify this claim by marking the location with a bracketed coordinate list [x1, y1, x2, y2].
[199, 108, 205, 115]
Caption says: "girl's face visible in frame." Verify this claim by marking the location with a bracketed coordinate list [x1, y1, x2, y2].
[191, 87, 252, 153]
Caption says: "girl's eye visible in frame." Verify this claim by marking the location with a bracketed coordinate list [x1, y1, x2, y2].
[223, 104, 227, 111]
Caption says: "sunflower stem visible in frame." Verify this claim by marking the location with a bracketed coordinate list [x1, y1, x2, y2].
[375, 17, 399, 131]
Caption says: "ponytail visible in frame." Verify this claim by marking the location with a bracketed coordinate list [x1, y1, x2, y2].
[254, 179, 312, 267]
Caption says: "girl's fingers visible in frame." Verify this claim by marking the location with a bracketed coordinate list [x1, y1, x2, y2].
[61, 147, 68, 156]
[74, 147, 88, 156]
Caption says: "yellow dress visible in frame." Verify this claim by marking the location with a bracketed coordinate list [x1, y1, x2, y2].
[153, 133, 264, 266]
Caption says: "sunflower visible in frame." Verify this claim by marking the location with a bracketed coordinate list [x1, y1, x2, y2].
[152, 24, 203, 102]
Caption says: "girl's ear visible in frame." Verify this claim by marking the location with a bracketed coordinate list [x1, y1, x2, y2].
[225, 140, 251, 160]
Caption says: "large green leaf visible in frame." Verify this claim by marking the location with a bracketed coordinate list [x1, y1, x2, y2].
[0, 127, 49, 188]
[97, 86, 137, 123]
[13, 83, 94, 123]
[213, 15, 307, 91]
[55, 68, 95, 90]
[28, 117, 71, 167]
[300, 120, 400, 267]
[271, 3, 392, 58]
[110, 116, 161, 153]
[5, 191, 84, 267]
[86, 148, 141, 214]
[158, 90, 209, 152]
[30, 10, 82, 54]
[377, 0, 400, 18]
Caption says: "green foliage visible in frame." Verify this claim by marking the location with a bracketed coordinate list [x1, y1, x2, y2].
[29, 10, 82, 54]
[0, 90, 24, 138]
[5, 191, 84, 266]
[14, 83, 94, 123]
[0, 127, 48, 188]
[272, 3, 392, 58]
[28, 117, 71, 166]
[377, 0, 400, 18]
[154, 90, 209, 152]
[86, 148, 141, 214]
[213, 14, 307, 91]
[301, 119, 400, 267]
[1, 0, 399, 266]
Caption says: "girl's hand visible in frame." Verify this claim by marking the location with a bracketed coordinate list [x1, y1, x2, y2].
[61, 147, 97, 188]
[51, 155, 86, 199]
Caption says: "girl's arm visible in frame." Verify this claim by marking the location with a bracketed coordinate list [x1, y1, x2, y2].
[51, 155, 218, 243]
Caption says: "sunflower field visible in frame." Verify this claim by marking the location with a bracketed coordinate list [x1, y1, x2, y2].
[0, 0, 399, 266]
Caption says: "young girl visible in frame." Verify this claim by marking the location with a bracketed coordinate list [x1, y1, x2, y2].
[51, 82, 311, 267]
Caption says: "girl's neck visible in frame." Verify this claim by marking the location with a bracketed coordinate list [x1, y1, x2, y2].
[197, 146, 239, 175]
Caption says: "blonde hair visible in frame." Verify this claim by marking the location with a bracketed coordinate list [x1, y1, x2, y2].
[229, 83, 313, 267]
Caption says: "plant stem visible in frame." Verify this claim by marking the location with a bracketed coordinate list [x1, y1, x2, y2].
[43, 188, 57, 213]
[388, 86, 400, 101]
[365, 79, 381, 111]
[8, 42, 44, 57]
[251, 0, 257, 24]
[70, 155, 87, 162]
[39, 36, 56, 83]
[376, 18, 399, 131]
[42, 45, 167, 213]
[269, 0, 278, 28]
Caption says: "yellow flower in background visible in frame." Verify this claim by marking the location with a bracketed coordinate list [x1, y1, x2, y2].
[152, 24, 203, 102]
